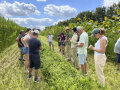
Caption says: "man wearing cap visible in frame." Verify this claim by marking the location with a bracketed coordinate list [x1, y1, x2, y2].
[65, 27, 72, 61]
[28, 30, 42, 82]
[114, 30, 120, 71]
[75, 26, 88, 75]
[16, 30, 25, 61]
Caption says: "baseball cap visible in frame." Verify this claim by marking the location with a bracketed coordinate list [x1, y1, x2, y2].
[77, 26, 83, 31]
[32, 30, 39, 34]
[65, 27, 69, 30]
[92, 28, 100, 36]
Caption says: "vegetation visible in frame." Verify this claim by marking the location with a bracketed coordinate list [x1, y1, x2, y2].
[1, 36, 120, 89]
[56, 2, 120, 26]
[40, 3, 120, 60]
[0, 16, 25, 53]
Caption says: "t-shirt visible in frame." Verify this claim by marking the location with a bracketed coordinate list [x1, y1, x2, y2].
[17, 34, 24, 47]
[66, 32, 72, 45]
[114, 38, 120, 54]
[48, 35, 53, 42]
[60, 35, 66, 42]
[77, 32, 88, 55]
[29, 38, 42, 55]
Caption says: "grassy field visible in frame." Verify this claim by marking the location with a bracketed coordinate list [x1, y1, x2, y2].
[0, 35, 120, 90]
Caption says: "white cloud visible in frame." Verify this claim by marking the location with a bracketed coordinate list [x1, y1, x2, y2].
[103, 0, 120, 7]
[37, 25, 46, 30]
[44, 4, 77, 18]
[0, 1, 40, 17]
[37, 0, 46, 2]
[10, 17, 53, 30]
[53, 19, 64, 25]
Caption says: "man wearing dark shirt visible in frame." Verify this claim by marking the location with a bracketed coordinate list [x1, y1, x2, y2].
[28, 30, 42, 82]
[65, 27, 72, 61]
[16, 30, 25, 61]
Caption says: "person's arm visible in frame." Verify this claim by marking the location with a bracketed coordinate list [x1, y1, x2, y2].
[76, 43, 84, 47]
[89, 39, 107, 54]
[22, 37, 29, 48]
[75, 35, 85, 47]
[39, 46, 42, 50]
[16, 37, 22, 46]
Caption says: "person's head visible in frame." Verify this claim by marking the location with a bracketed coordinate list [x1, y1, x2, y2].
[33, 27, 36, 31]
[25, 28, 31, 34]
[92, 28, 106, 39]
[72, 27, 77, 33]
[65, 27, 69, 33]
[61, 33, 64, 36]
[20, 30, 25, 36]
[77, 26, 83, 35]
[32, 30, 39, 38]
[49, 32, 51, 35]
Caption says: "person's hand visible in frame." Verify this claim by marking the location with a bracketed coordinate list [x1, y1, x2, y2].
[75, 44, 78, 47]
[88, 45, 94, 50]
[26, 45, 29, 48]
[19, 43, 22, 46]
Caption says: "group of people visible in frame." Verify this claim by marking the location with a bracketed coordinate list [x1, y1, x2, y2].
[16, 28, 42, 82]
[16, 26, 120, 87]
[49, 26, 108, 87]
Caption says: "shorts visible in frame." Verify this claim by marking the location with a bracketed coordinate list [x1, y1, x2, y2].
[29, 54, 41, 69]
[78, 54, 87, 64]
[19, 47, 24, 54]
[23, 47, 29, 54]
[58, 42, 61, 46]
[116, 53, 120, 63]
[49, 42, 53, 46]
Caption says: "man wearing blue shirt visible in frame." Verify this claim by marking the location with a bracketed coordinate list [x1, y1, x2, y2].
[28, 30, 42, 82]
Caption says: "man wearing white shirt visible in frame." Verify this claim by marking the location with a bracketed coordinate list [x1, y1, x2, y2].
[114, 30, 120, 71]
[48, 32, 54, 50]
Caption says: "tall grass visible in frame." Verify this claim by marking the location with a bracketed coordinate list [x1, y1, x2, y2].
[0, 16, 25, 53]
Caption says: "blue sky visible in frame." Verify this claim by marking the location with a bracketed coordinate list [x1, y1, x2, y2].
[0, 0, 119, 30]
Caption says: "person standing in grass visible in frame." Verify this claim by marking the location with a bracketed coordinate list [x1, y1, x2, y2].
[75, 26, 88, 75]
[89, 28, 108, 87]
[28, 30, 42, 82]
[114, 30, 120, 71]
[65, 27, 72, 61]
[22, 28, 32, 73]
[70, 28, 79, 70]
[16, 30, 25, 61]
[60, 33, 66, 55]
[48, 32, 54, 51]
[57, 31, 62, 52]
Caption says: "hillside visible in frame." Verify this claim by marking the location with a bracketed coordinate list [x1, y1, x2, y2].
[0, 36, 120, 90]
[0, 16, 25, 53]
